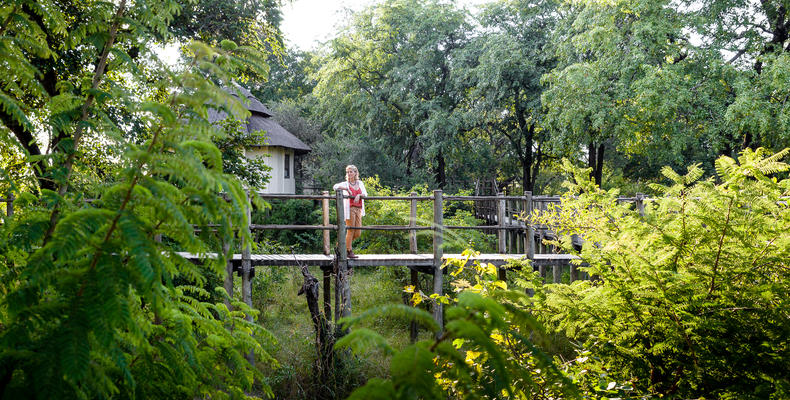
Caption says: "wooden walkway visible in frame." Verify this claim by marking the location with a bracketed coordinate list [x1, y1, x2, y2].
[3, 190, 603, 338]
[177, 252, 579, 273]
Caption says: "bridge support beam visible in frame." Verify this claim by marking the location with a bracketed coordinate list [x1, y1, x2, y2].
[335, 190, 351, 334]
[432, 190, 444, 338]
[322, 191, 332, 320]
[241, 192, 254, 365]
[497, 192, 506, 281]
[409, 192, 419, 343]
[223, 220, 234, 312]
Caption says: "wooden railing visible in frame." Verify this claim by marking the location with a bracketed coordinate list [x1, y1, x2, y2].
[0, 190, 647, 336]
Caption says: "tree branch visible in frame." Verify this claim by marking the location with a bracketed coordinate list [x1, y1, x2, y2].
[42, 0, 128, 243]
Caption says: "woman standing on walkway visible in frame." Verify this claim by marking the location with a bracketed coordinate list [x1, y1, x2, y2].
[333, 165, 367, 258]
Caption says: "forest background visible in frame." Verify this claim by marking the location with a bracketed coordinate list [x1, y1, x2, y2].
[0, 0, 788, 399]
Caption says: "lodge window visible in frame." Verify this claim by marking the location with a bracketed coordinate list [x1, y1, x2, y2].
[284, 153, 290, 179]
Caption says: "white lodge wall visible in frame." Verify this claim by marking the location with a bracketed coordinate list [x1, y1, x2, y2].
[245, 146, 295, 194]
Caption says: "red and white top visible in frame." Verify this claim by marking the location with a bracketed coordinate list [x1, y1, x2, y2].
[348, 184, 363, 207]
[332, 180, 368, 217]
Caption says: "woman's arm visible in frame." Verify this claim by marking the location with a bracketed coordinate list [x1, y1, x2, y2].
[333, 182, 347, 191]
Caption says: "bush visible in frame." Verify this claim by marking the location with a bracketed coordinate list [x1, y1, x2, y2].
[533, 149, 790, 398]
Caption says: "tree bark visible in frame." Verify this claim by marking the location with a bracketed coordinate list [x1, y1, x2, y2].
[754, 1, 789, 74]
[297, 264, 335, 381]
[588, 141, 597, 177]
[588, 141, 604, 186]
[532, 145, 543, 192]
[0, 110, 54, 191]
[595, 142, 605, 186]
[523, 125, 535, 193]
[435, 150, 446, 189]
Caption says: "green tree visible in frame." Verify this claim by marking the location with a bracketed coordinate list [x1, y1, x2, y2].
[0, 0, 277, 397]
[542, 0, 698, 185]
[466, 0, 559, 192]
[534, 149, 790, 397]
[171, 0, 284, 55]
[312, 0, 472, 189]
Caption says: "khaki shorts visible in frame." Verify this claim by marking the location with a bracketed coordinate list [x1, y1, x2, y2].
[346, 206, 363, 240]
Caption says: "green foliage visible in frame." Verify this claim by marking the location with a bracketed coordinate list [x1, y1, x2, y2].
[357, 177, 495, 254]
[0, 0, 282, 397]
[170, 0, 284, 60]
[214, 117, 272, 188]
[532, 149, 790, 398]
[253, 198, 323, 252]
[311, 0, 474, 188]
[341, 252, 580, 399]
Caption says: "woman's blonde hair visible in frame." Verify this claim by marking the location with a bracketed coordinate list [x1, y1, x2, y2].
[345, 165, 359, 181]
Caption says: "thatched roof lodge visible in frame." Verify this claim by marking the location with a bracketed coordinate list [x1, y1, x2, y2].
[208, 85, 310, 194]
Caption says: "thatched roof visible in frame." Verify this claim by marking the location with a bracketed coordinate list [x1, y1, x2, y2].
[208, 86, 311, 154]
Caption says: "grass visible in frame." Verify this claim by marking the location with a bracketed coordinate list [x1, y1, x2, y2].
[251, 264, 433, 399]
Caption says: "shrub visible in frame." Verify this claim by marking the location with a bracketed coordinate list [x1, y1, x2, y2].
[533, 149, 790, 398]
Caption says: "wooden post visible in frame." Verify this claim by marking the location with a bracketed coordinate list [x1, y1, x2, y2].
[241, 192, 254, 365]
[513, 197, 521, 254]
[497, 193, 507, 281]
[322, 191, 332, 319]
[334, 189, 351, 327]
[570, 263, 579, 283]
[322, 191, 330, 255]
[538, 229, 546, 281]
[409, 192, 418, 253]
[223, 217, 234, 311]
[6, 194, 12, 218]
[432, 190, 444, 338]
[635, 193, 645, 216]
[241, 193, 253, 319]
[525, 192, 535, 260]
[409, 192, 419, 343]
[552, 246, 561, 285]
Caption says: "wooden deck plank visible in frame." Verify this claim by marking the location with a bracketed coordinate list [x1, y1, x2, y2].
[176, 252, 579, 268]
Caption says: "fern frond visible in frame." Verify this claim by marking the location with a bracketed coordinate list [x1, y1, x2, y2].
[335, 327, 395, 355]
[338, 303, 439, 333]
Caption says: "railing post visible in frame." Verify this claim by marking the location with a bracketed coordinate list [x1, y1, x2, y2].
[432, 190, 444, 338]
[409, 192, 419, 343]
[334, 190, 351, 328]
[496, 194, 505, 247]
[635, 193, 645, 216]
[223, 219, 234, 312]
[322, 191, 332, 318]
[241, 191, 254, 365]
[6, 194, 13, 218]
[409, 192, 418, 253]
[538, 229, 546, 282]
[222, 192, 234, 312]
[241, 192, 253, 316]
[497, 192, 507, 281]
[322, 191, 330, 255]
[570, 262, 579, 283]
[525, 192, 534, 260]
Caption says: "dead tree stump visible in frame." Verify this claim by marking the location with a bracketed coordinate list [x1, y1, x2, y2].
[297, 262, 335, 382]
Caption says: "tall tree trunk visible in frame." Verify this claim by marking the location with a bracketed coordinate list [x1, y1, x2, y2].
[0, 109, 54, 192]
[588, 141, 604, 186]
[406, 143, 414, 177]
[754, 1, 788, 74]
[532, 145, 543, 192]
[522, 125, 535, 193]
[435, 150, 446, 189]
[594, 142, 605, 186]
